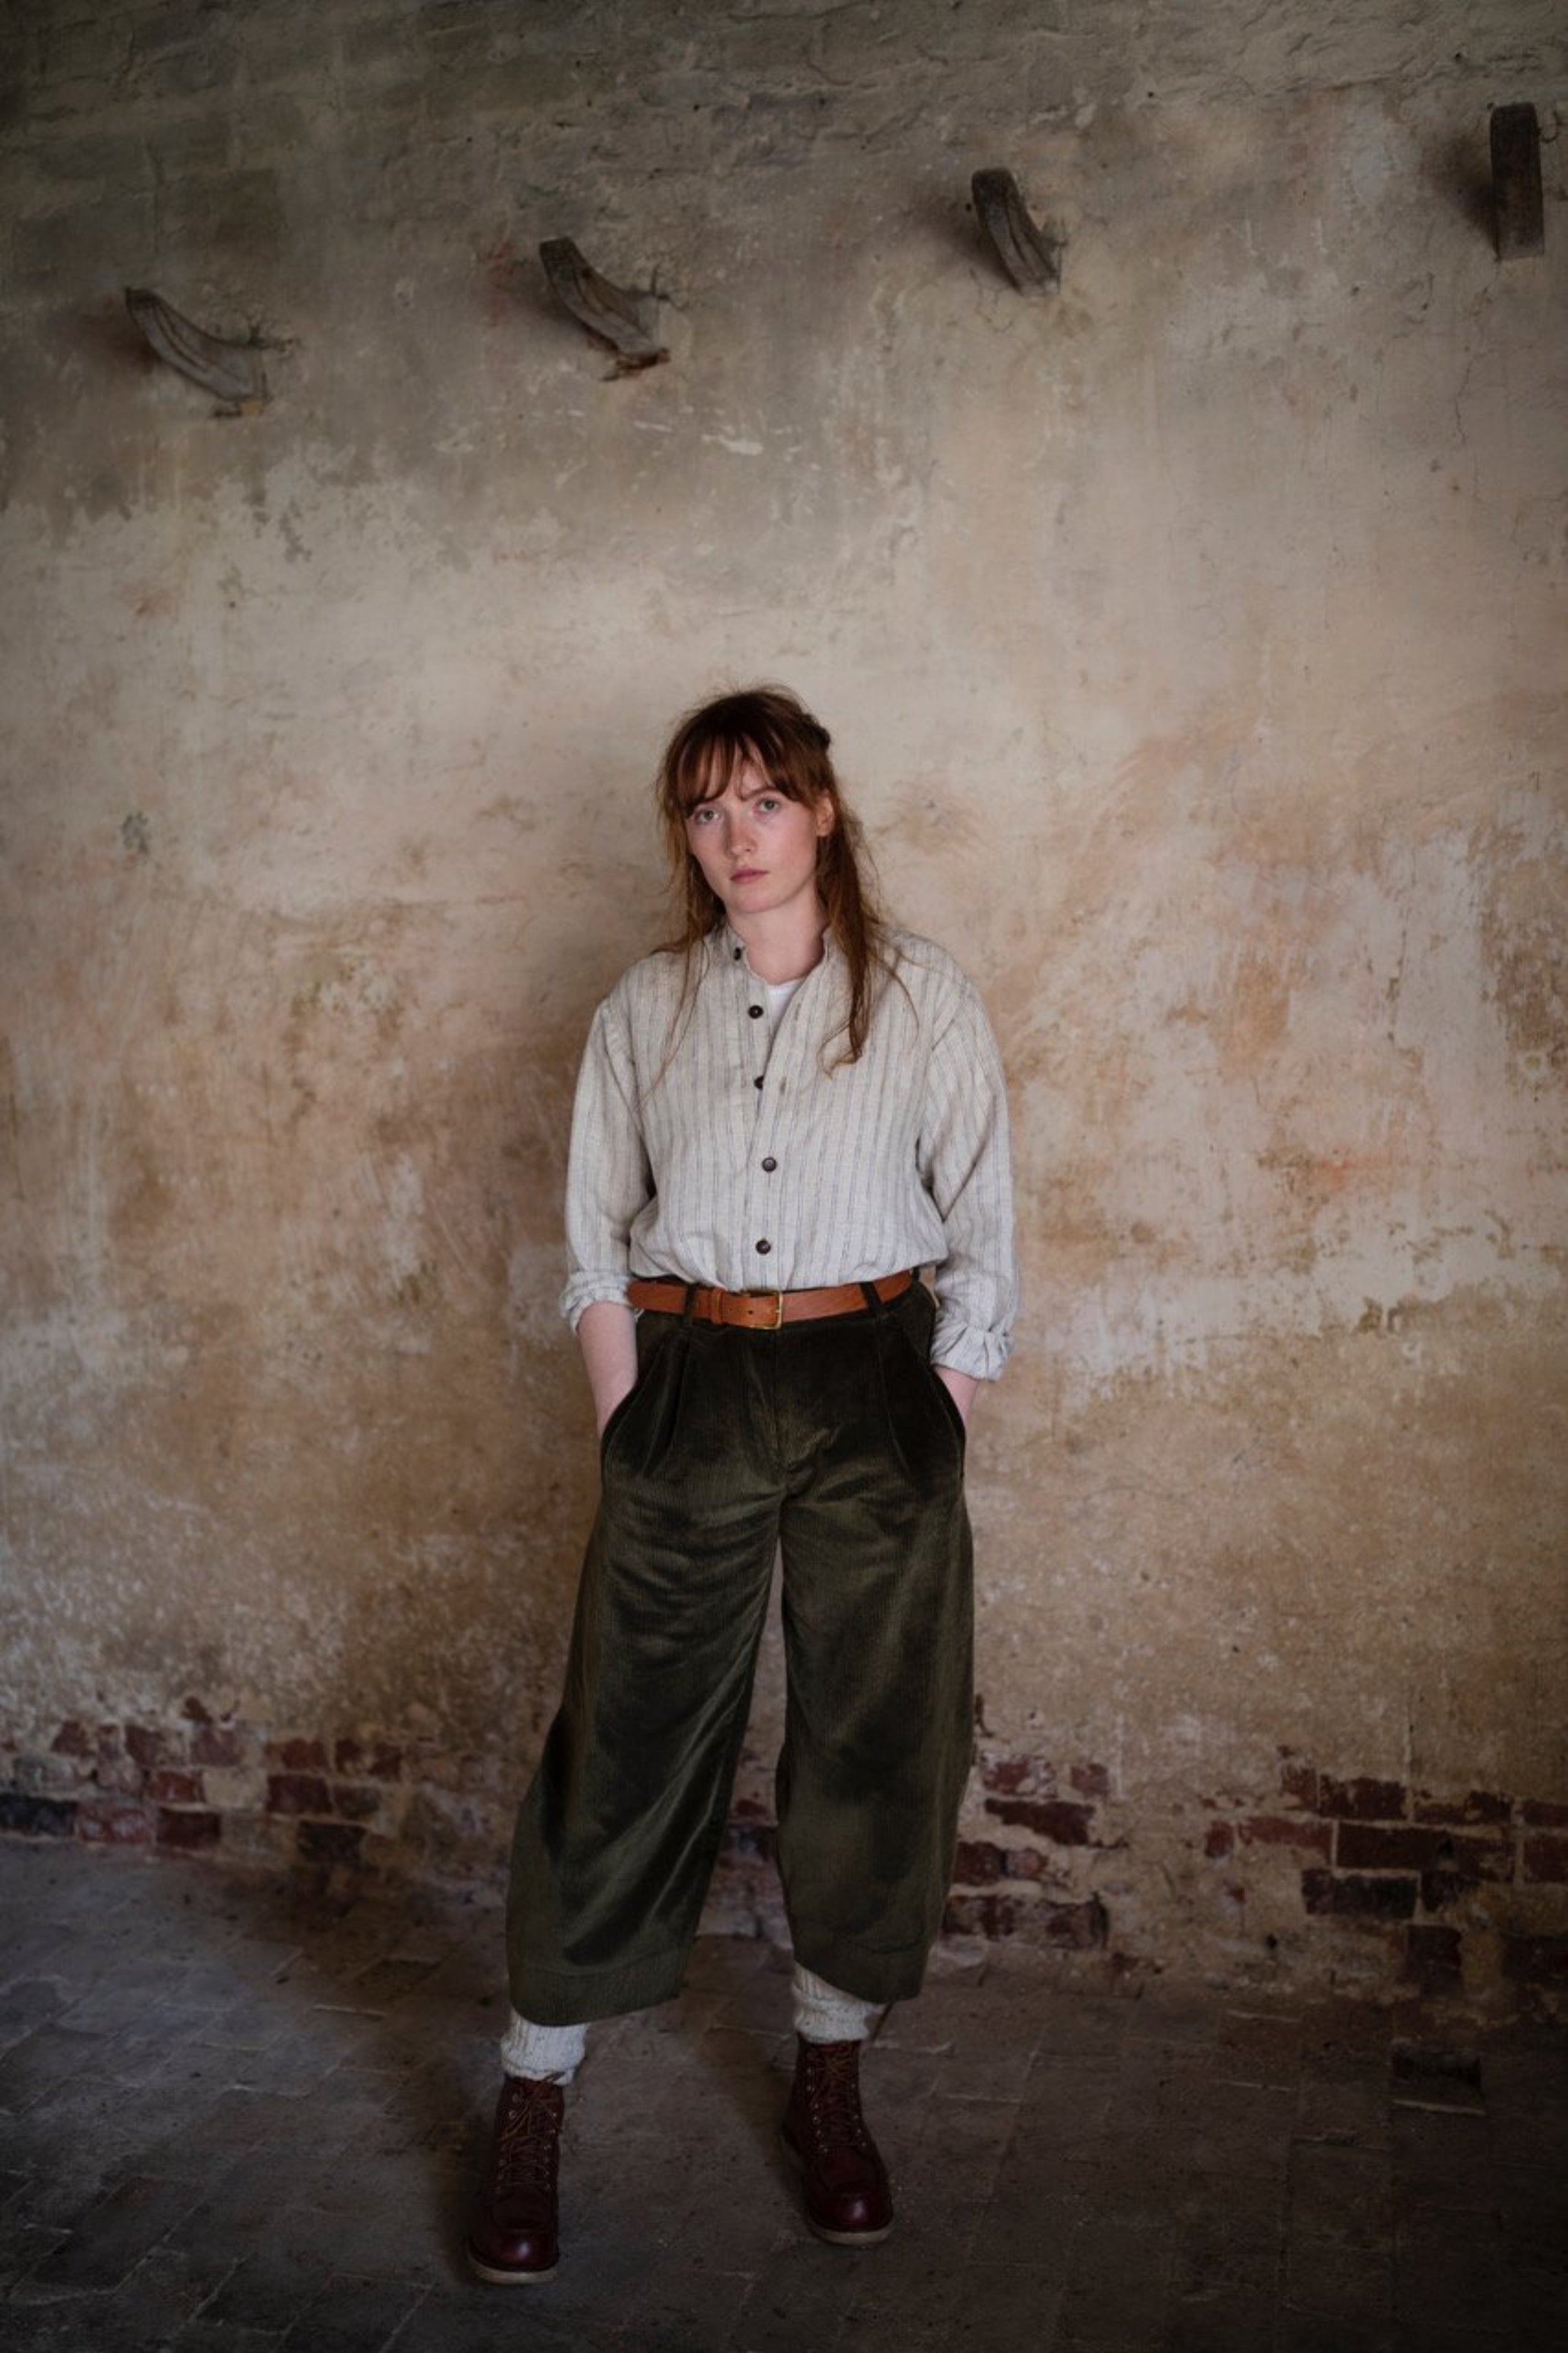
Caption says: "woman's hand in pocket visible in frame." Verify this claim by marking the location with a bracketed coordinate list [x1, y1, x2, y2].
[578, 1300, 640, 1438]
[933, 1363, 978, 1429]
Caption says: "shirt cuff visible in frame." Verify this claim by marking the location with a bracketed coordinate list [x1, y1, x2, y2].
[560, 1272, 634, 1331]
[930, 1312, 1012, 1382]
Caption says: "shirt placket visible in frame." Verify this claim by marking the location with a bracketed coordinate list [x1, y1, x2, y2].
[733, 941, 815, 1292]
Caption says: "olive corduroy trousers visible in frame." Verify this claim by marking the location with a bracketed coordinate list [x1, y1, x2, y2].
[506, 1278, 974, 2024]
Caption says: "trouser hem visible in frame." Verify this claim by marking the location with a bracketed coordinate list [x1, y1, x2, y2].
[788, 1925, 935, 2009]
[509, 1948, 689, 2027]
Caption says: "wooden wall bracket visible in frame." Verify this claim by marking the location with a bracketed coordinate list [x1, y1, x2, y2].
[538, 238, 668, 370]
[1490, 102, 1545, 260]
[972, 167, 1062, 294]
[125, 288, 268, 410]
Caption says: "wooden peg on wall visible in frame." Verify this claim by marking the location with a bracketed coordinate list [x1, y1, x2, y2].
[124, 288, 268, 410]
[971, 167, 1062, 294]
[538, 239, 668, 370]
[1490, 103, 1544, 260]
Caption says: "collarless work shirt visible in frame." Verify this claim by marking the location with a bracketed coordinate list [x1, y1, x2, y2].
[559, 926, 1018, 1381]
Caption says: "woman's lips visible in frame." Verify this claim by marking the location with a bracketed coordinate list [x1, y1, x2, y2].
[731, 868, 765, 881]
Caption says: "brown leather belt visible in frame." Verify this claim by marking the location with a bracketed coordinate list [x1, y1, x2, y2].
[626, 1268, 914, 1331]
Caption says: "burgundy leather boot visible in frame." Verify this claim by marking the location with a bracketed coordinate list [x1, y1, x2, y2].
[779, 2036, 893, 2245]
[466, 2074, 564, 2284]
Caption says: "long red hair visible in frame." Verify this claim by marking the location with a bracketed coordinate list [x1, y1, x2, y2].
[654, 685, 891, 1065]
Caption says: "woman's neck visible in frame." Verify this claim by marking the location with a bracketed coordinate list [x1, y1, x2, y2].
[730, 901, 829, 985]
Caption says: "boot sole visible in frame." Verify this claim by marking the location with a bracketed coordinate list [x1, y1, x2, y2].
[778, 2125, 893, 2246]
[466, 2244, 559, 2285]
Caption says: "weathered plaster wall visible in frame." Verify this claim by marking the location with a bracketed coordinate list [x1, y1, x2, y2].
[2, 0, 1565, 2006]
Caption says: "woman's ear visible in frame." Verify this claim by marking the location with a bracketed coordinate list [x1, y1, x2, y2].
[813, 792, 837, 839]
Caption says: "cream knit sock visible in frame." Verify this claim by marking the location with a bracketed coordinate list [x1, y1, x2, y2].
[791, 1962, 881, 2044]
[499, 2009, 588, 2085]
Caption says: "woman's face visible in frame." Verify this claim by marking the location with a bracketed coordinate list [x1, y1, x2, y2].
[684, 755, 834, 927]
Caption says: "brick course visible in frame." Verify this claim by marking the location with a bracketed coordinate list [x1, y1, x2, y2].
[3, 1715, 1565, 2007]
[1319, 1775, 1408, 1822]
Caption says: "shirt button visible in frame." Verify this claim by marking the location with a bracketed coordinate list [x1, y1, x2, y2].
[733, 947, 742, 960]
[748, 1004, 763, 1019]
[753, 1075, 764, 1090]
[761, 1156, 777, 1172]
[755, 1238, 771, 1255]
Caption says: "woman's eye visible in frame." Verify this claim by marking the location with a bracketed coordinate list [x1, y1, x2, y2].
[689, 807, 716, 826]
[756, 796, 781, 814]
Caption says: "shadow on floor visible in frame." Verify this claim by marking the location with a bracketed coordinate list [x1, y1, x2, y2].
[0, 1839, 1564, 2351]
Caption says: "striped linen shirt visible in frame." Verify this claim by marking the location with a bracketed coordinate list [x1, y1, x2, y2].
[560, 925, 1017, 1381]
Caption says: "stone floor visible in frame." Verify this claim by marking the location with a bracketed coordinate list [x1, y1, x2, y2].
[0, 1842, 1564, 2352]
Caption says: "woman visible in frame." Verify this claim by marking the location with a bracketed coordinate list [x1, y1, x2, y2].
[469, 686, 1017, 2283]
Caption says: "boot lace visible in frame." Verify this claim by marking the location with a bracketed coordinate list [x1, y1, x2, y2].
[806, 2042, 871, 2151]
[496, 2083, 560, 2191]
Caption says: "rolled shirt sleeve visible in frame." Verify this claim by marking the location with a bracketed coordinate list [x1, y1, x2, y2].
[559, 994, 654, 1331]
[917, 973, 1019, 1381]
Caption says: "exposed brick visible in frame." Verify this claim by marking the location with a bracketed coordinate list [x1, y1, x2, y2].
[190, 1724, 244, 1768]
[51, 1719, 93, 1758]
[1335, 1823, 1442, 1871]
[146, 1768, 205, 1807]
[1320, 1775, 1407, 1822]
[1205, 1820, 1235, 1859]
[1521, 1799, 1568, 1828]
[943, 1891, 1020, 1938]
[297, 1819, 365, 1866]
[1239, 1815, 1332, 1856]
[181, 1696, 213, 1723]
[76, 1798, 156, 1846]
[267, 1772, 331, 1816]
[1404, 1832, 1508, 1884]
[1522, 1836, 1568, 1884]
[157, 1807, 221, 1851]
[1002, 1846, 1060, 1882]
[1402, 1925, 1463, 1992]
[125, 1724, 186, 1770]
[953, 1839, 1007, 1884]
[267, 1737, 329, 1771]
[1070, 1761, 1111, 1799]
[1502, 1934, 1568, 1984]
[1278, 1752, 1319, 1809]
[94, 1728, 144, 1795]
[1413, 1789, 1511, 1827]
[0, 1792, 78, 1837]
[983, 1797, 1095, 1844]
[1036, 1897, 1108, 1950]
[334, 1737, 403, 1780]
[1301, 1868, 1417, 1921]
[978, 1754, 1034, 1795]
[329, 1782, 383, 1825]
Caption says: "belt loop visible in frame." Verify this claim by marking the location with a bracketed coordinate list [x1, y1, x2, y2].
[857, 1280, 886, 1318]
[680, 1283, 698, 1327]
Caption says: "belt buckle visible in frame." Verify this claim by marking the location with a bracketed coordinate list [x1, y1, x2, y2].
[747, 1288, 787, 1330]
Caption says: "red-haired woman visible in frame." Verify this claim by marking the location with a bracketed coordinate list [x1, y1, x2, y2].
[468, 686, 1017, 2282]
